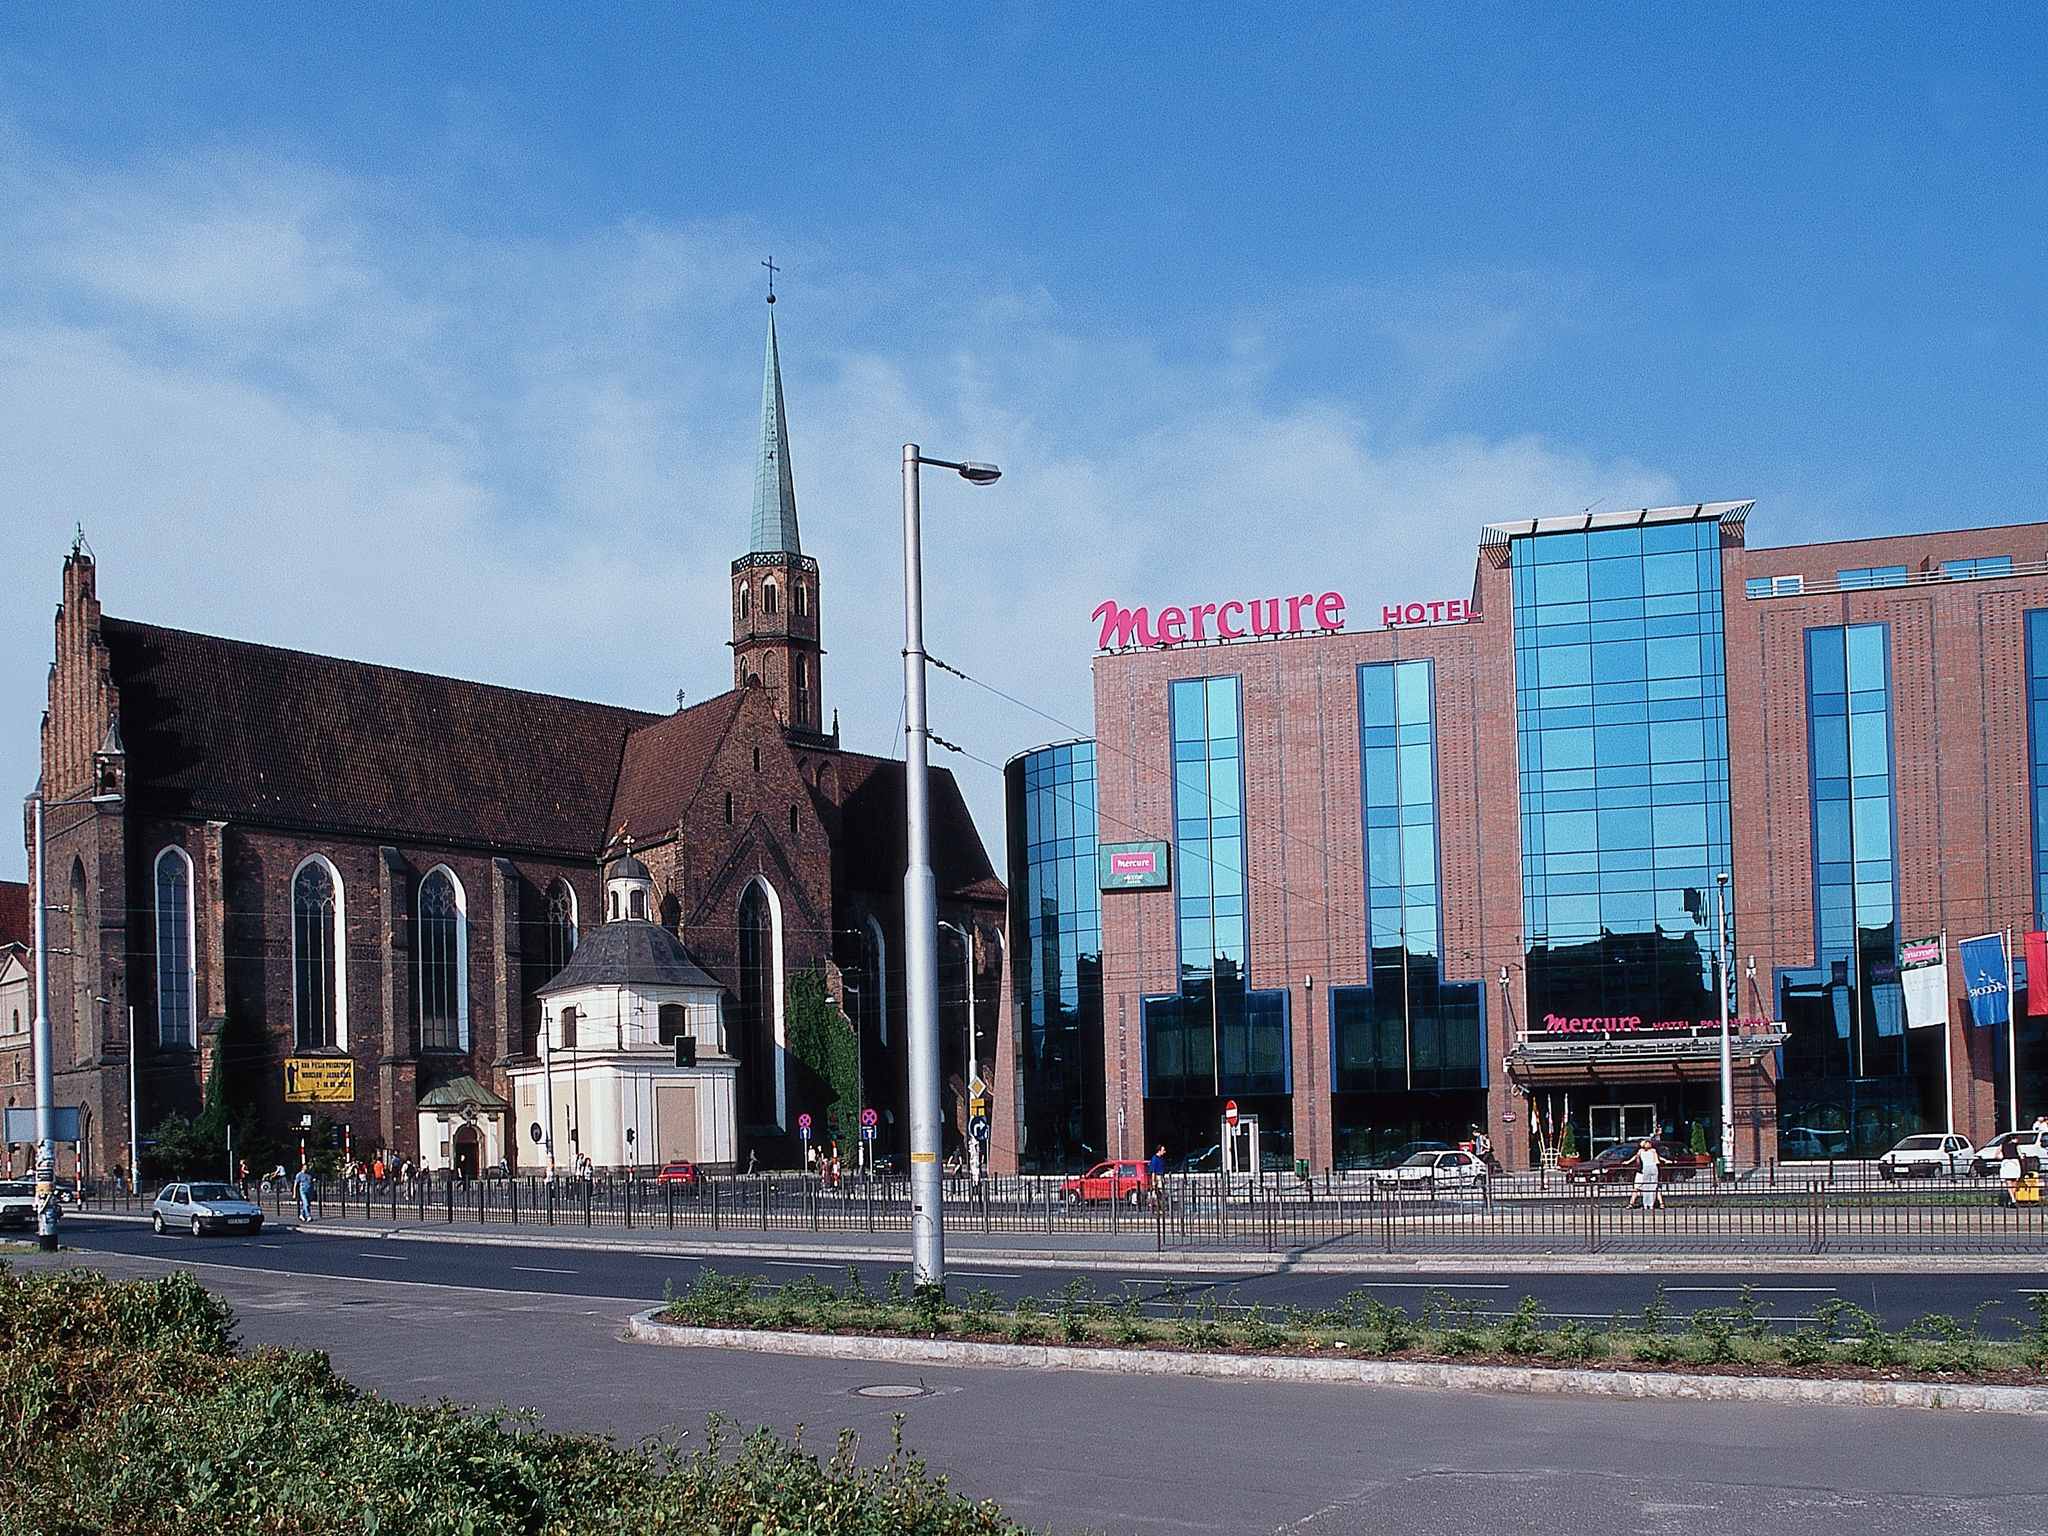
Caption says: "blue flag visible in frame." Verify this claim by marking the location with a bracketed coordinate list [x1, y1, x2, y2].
[1957, 932, 2010, 1028]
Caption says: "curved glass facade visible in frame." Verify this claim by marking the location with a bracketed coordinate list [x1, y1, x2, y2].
[1005, 741, 1105, 1171]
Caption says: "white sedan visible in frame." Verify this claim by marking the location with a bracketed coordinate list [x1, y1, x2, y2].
[151, 1181, 265, 1236]
[1374, 1149, 1488, 1194]
[1876, 1134, 1972, 1179]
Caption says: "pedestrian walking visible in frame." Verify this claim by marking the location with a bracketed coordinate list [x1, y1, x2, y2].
[2001, 1143, 2025, 1205]
[237, 1158, 251, 1197]
[1627, 1138, 1662, 1210]
[293, 1165, 314, 1222]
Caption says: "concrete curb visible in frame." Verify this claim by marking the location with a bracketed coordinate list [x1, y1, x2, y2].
[624, 1309, 2048, 1414]
[66, 1211, 2048, 1275]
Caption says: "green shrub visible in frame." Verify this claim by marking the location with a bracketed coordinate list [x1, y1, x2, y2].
[2, 1268, 1034, 1535]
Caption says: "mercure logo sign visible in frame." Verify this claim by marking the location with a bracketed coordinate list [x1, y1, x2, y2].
[1093, 591, 1347, 651]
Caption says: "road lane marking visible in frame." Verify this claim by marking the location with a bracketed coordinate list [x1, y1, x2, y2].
[1664, 1286, 1837, 1293]
[361, 1252, 406, 1261]
[763, 1259, 847, 1270]
[512, 1265, 574, 1274]
[954, 1270, 1023, 1279]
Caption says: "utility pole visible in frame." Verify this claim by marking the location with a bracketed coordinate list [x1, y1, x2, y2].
[1716, 872, 1733, 1171]
[29, 794, 57, 1251]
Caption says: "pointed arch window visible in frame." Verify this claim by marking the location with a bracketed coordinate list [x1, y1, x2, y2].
[763, 579, 779, 616]
[154, 848, 195, 1048]
[738, 584, 751, 623]
[543, 879, 577, 980]
[69, 860, 91, 1063]
[736, 881, 784, 1125]
[418, 866, 467, 1052]
[795, 582, 809, 617]
[292, 858, 346, 1050]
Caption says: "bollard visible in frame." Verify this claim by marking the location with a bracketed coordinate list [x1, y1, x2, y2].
[583, 1179, 592, 1226]
[760, 1178, 770, 1230]
[510, 1179, 518, 1226]
[711, 1177, 720, 1230]
[446, 1175, 455, 1224]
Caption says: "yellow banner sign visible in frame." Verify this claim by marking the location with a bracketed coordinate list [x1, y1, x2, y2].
[284, 1057, 356, 1104]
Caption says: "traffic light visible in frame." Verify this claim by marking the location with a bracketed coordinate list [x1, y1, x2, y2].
[674, 1036, 696, 1068]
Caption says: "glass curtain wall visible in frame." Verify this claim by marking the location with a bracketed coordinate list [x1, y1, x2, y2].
[1777, 623, 1936, 1157]
[1513, 520, 1733, 1028]
[2015, 612, 2048, 1122]
[1330, 660, 1484, 1168]
[1144, 675, 1291, 1166]
[1006, 742, 1106, 1172]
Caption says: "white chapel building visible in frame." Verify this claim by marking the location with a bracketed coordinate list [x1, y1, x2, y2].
[507, 852, 738, 1173]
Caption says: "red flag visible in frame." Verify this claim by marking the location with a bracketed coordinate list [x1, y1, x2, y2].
[2027, 930, 2048, 1017]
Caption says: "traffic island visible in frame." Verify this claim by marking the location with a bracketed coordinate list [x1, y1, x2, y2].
[630, 1269, 2048, 1413]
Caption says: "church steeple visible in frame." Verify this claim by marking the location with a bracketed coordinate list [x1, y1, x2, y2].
[732, 277, 825, 738]
[750, 309, 801, 557]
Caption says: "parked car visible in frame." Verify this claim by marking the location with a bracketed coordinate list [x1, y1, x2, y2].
[1370, 1140, 1454, 1171]
[1060, 1159, 1152, 1206]
[151, 1181, 264, 1236]
[0, 1180, 36, 1231]
[1779, 1125, 1852, 1160]
[1373, 1148, 1487, 1193]
[1970, 1130, 2048, 1178]
[654, 1159, 701, 1186]
[1563, 1140, 1710, 1184]
[1876, 1133, 1973, 1179]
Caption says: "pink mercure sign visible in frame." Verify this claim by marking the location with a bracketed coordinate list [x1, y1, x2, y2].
[1093, 592, 1347, 651]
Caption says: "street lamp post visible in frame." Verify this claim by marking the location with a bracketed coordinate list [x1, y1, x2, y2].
[902, 443, 1000, 1291]
[1716, 871, 1733, 1171]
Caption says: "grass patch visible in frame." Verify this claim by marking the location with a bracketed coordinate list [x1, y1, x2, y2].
[1, 1264, 1036, 1534]
[661, 1270, 2048, 1387]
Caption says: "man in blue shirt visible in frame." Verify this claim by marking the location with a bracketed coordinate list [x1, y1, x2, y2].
[293, 1166, 314, 1223]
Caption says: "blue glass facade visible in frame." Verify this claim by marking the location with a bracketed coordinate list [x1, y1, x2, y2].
[1005, 742, 1105, 1171]
[1512, 519, 1733, 1032]
[1143, 676, 1289, 1156]
[1774, 624, 1940, 1157]
[1330, 660, 1484, 1167]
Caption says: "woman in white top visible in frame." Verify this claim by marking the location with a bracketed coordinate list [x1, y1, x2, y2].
[2001, 1146, 2025, 1205]
[1629, 1138, 1662, 1210]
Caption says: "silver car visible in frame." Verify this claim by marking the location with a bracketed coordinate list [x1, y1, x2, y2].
[151, 1181, 265, 1236]
[0, 1179, 35, 1231]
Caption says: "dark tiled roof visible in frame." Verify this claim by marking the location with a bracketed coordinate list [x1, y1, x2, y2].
[608, 692, 749, 845]
[0, 880, 27, 950]
[417, 1074, 509, 1110]
[537, 919, 724, 997]
[101, 619, 656, 856]
[827, 752, 1004, 903]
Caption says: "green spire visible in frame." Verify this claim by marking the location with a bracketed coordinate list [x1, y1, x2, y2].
[750, 309, 801, 556]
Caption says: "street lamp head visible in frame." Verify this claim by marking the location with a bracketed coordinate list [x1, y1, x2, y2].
[956, 462, 1001, 485]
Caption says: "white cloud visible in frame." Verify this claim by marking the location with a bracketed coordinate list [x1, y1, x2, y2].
[0, 139, 1674, 882]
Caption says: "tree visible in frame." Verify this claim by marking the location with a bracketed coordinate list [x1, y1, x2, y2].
[1559, 1119, 1578, 1160]
[784, 970, 861, 1151]
[1689, 1120, 1710, 1158]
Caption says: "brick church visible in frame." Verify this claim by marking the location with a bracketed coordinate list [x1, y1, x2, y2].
[27, 304, 1007, 1179]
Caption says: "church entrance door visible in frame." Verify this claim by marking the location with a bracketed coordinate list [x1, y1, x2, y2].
[452, 1126, 481, 1180]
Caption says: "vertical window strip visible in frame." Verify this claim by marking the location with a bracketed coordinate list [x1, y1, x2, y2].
[293, 862, 338, 1051]
[154, 851, 193, 1047]
[419, 871, 462, 1051]
[2030, 612, 2048, 930]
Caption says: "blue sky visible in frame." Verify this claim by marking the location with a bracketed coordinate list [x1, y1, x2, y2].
[2, 4, 2043, 878]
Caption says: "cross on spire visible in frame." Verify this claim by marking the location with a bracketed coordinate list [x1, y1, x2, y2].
[762, 255, 780, 304]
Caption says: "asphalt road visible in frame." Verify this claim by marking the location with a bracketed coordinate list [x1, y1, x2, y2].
[23, 1236, 2047, 1536]
[53, 1215, 2048, 1334]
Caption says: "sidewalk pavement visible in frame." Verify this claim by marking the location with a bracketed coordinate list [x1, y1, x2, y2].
[72, 1208, 2048, 1274]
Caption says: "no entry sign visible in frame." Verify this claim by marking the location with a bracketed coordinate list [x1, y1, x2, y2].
[1224, 1100, 1239, 1128]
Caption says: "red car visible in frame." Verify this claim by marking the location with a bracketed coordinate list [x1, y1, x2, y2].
[1564, 1140, 1710, 1184]
[1060, 1159, 1153, 1206]
[654, 1159, 701, 1186]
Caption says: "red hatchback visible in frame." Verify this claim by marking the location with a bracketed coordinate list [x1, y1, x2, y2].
[655, 1159, 701, 1186]
[1060, 1159, 1153, 1206]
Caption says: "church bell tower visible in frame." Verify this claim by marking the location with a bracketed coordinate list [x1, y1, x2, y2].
[731, 286, 825, 738]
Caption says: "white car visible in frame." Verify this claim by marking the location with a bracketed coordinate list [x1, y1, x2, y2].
[0, 1180, 36, 1231]
[151, 1181, 265, 1236]
[1876, 1133, 1972, 1179]
[1374, 1149, 1488, 1193]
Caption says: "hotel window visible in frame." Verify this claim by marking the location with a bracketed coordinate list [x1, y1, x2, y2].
[1776, 623, 1935, 1159]
[2029, 612, 2048, 928]
[1144, 676, 1289, 1101]
[1836, 566, 1908, 590]
[1940, 555, 2012, 580]
[153, 847, 195, 1048]
[418, 867, 466, 1052]
[1331, 661, 1482, 1097]
[291, 858, 344, 1050]
[1512, 519, 1733, 1029]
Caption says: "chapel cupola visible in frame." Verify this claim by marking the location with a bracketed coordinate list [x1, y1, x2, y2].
[731, 283, 824, 738]
[603, 849, 656, 924]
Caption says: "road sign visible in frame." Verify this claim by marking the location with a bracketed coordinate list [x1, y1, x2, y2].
[862, 1124, 876, 1141]
[970, 1075, 988, 1100]
[860, 1107, 878, 1129]
[1224, 1099, 1239, 1128]
[970, 1115, 990, 1142]
[529, 1122, 542, 1144]
[797, 1113, 813, 1137]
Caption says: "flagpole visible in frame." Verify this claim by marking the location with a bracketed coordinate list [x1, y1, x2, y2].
[2007, 926, 2020, 1130]
[1941, 930, 1954, 1135]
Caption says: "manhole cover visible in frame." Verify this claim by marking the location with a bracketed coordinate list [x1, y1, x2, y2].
[853, 1383, 928, 1399]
